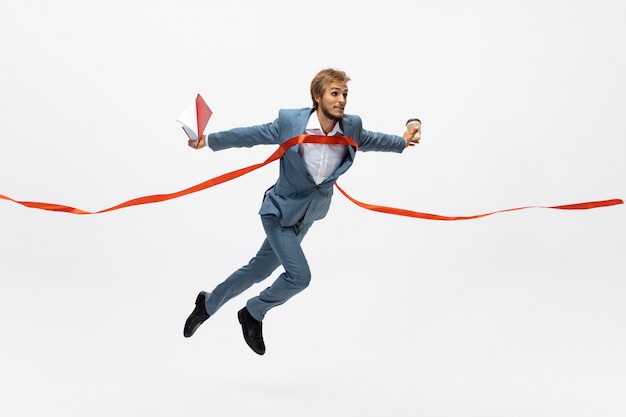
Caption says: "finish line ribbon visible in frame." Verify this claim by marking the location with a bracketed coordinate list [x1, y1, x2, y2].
[335, 184, 623, 221]
[0, 134, 623, 219]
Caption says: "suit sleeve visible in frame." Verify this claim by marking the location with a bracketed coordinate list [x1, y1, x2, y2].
[357, 129, 406, 153]
[206, 119, 280, 151]
[345, 114, 406, 153]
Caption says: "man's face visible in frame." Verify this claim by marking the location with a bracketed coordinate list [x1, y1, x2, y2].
[315, 80, 348, 121]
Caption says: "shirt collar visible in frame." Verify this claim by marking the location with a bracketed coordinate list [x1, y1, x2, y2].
[306, 111, 344, 136]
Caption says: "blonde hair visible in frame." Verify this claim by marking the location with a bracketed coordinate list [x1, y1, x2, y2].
[310, 68, 351, 109]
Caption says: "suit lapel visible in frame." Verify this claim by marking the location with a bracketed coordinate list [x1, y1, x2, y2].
[292, 108, 313, 139]
[340, 116, 357, 161]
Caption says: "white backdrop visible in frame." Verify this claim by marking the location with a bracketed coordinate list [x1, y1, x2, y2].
[1, 1, 624, 416]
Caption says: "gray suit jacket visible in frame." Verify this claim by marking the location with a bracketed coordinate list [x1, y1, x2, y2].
[207, 108, 406, 227]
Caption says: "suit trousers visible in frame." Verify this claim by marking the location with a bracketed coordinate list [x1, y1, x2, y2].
[204, 214, 313, 321]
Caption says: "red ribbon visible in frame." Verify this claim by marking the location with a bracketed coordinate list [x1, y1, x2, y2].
[0, 134, 622, 218]
[335, 184, 623, 221]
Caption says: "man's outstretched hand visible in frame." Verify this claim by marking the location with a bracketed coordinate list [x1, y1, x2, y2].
[188, 134, 207, 149]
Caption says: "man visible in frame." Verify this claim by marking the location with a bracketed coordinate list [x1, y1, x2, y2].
[183, 68, 421, 355]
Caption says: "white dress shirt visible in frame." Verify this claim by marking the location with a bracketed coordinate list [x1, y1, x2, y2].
[299, 113, 349, 185]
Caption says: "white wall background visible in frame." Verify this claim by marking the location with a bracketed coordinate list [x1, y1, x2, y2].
[1, 1, 624, 416]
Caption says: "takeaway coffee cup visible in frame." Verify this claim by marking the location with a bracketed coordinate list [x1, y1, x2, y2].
[406, 118, 421, 144]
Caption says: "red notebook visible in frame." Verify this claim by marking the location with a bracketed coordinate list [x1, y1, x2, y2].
[177, 94, 212, 141]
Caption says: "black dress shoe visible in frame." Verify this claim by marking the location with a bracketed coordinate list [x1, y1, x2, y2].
[183, 291, 210, 338]
[237, 307, 265, 355]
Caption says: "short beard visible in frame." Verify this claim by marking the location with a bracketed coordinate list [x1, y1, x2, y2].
[320, 104, 343, 122]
